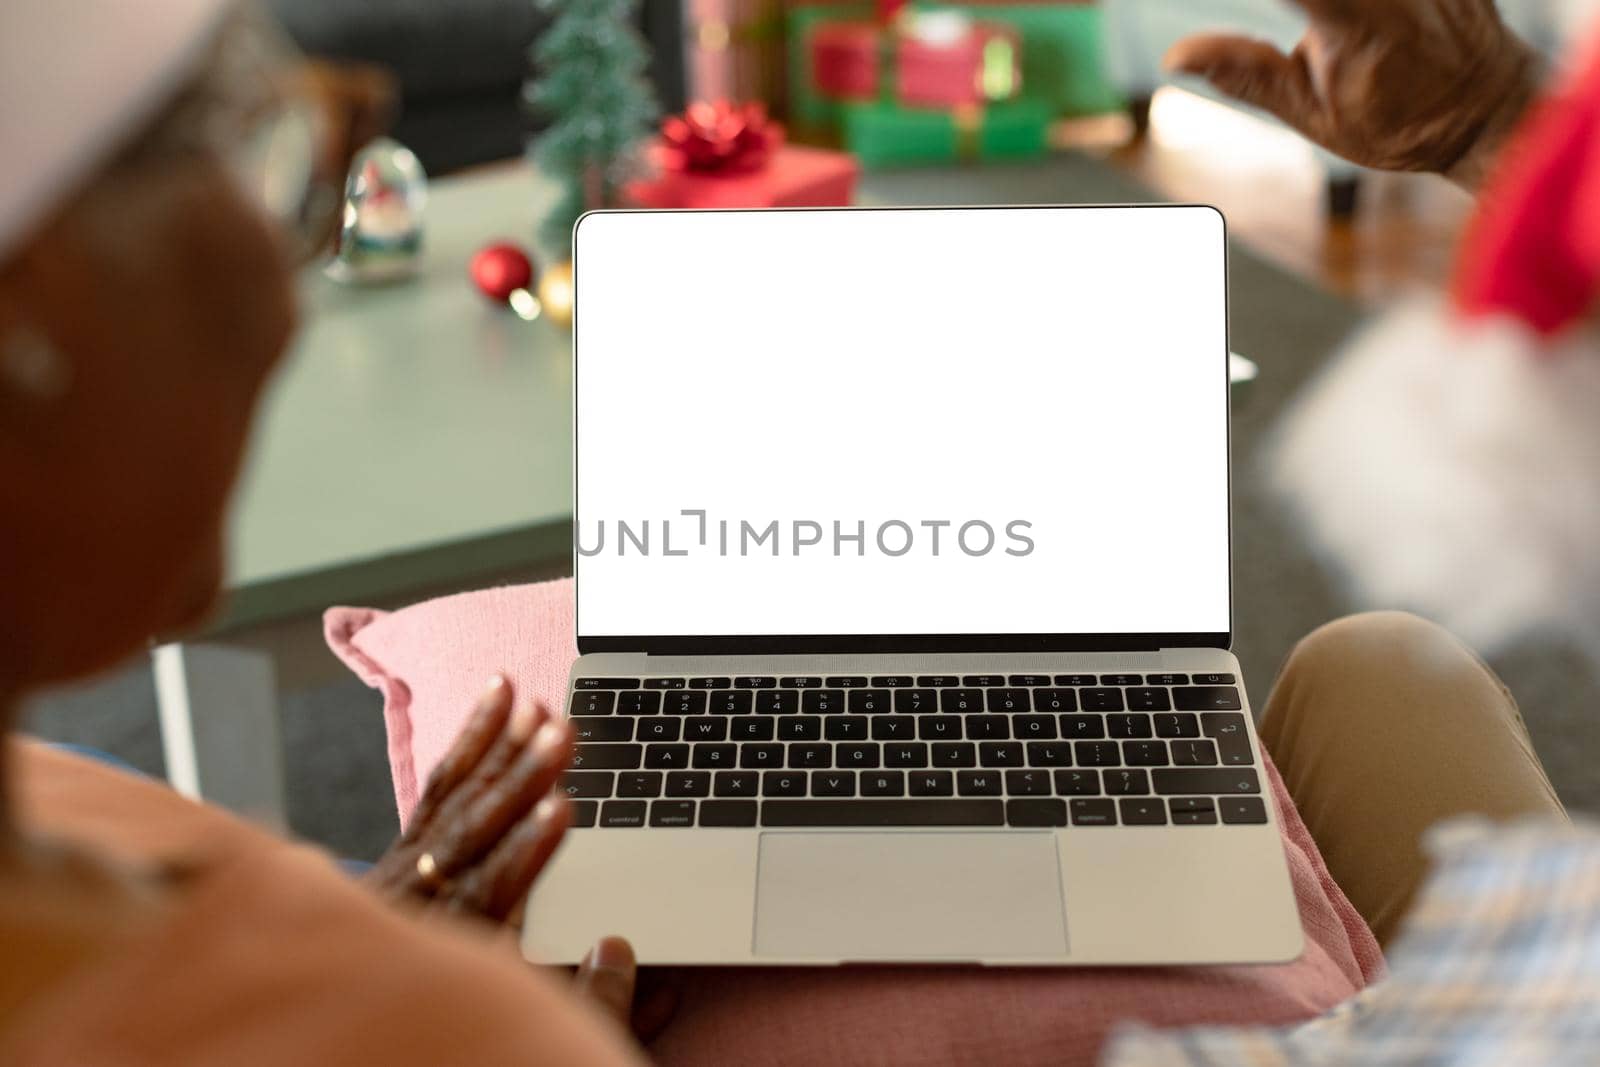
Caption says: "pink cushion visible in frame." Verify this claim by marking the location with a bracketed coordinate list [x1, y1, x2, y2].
[326, 579, 1385, 1066]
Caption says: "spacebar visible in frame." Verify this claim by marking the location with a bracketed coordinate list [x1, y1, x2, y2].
[760, 800, 1005, 827]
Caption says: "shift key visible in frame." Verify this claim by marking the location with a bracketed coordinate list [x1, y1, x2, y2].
[1152, 768, 1260, 795]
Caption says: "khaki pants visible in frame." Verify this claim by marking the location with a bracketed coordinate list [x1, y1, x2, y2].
[1261, 612, 1568, 946]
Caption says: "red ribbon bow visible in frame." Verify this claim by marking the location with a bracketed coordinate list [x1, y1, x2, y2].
[660, 100, 784, 174]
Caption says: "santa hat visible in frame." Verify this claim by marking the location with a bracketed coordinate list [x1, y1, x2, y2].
[1272, 33, 1600, 654]
[0, 0, 233, 262]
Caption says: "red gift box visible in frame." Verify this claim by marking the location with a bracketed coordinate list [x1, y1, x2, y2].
[809, 16, 1021, 110]
[625, 142, 858, 209]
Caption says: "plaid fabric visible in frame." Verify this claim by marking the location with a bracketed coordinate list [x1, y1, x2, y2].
[1103, 819, 1600, 1067]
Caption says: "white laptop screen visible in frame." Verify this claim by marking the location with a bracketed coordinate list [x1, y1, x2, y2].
[573, 205, 1230, 647]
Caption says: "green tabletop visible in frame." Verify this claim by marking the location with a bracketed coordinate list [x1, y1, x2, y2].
[221, 166, 574, 629]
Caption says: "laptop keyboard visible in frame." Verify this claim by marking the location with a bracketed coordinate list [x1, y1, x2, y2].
[562, 674, 1266, 830]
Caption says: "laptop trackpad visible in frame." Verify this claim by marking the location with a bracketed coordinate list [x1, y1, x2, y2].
[752, 832, 1069, 960]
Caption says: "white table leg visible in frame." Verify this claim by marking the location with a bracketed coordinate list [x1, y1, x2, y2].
[152, 642, 288, 832]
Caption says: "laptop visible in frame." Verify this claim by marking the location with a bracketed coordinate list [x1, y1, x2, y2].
[522, 204, 1303, 966]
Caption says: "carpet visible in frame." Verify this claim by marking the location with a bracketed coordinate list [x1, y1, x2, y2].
[22, 154, 1600, 865]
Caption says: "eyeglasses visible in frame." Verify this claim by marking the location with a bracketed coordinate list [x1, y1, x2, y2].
[226, 93, 345, 265]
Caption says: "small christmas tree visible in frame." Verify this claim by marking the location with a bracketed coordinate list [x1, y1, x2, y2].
[526, 0, 659, 258]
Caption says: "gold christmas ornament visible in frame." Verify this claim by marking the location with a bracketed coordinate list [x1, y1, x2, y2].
[538, 259, 575, 328]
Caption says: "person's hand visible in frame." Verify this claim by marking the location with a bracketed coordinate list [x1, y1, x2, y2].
[1164, 0, 1542, 190]
[365, 675, 574, 923]
[572, 936, 680, 1043]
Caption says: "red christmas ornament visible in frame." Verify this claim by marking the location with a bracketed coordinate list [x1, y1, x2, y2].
[470, 242, 536, 303]
[660, 100, 783, 174]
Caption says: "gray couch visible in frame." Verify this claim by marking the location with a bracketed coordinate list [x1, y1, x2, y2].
[268, 0, 686, 175]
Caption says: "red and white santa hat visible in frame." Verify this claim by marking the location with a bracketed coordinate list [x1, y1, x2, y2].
[1273, 34, 1600, 654]
[0, 0, 233, 261]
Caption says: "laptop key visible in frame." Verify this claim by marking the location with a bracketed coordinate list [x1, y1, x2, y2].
[1155, 713, 1201, 738]
[871, 716, 914, 740]
[663, 692, 708, 716]
[1127, 687, 1172, 711]
[665, 771, 710, 797]
[849, 689, 892, 714]
[739, 744, 784, 769]
[574, 718, 632, 742]
[825, 717, 868, 741]
[1220, 797, 1268, 824]
[1201, 713, 1255, 765]
[713, 771, 758, 796]
[986, 688, 1031, 712]
[600, 801, 647, 827]
[1033, 688, 1077, 712]
[958, 770, 1002, 796]
[917, 675, 961, 687]
[1105, 768, 1150, 795]
[908, 771, 955, 796]
[1007, 798, 1067, 827]
[1171, 798, 1219, 825]
[1070, 798, 1118, 826]
[560, 771, 614, 798]
[1061, 715, 1105, 739]
[780, 676, 822, 688]
[1080, 688, 1125, 711]
[963, 675, 1006, 687]
[965, 716, 1009, 740]
[1055, 674, 1097, 687]
[872, 676, 914, 687]
[573, 743, 642, 770]
[709, 690, 752, 715]
[763, 771, 807, 796]
[778, 716, 820, 741]
[570, 692, 615, 716]
[861, 771, 905, 797]
[918, 716, 962, 740]
[931, 742, 976, 768]
[788, 743, 831, 769]
[1055, 769, 1100, 795]
[700, 799, 757, 827]
[1146, 674, 1189, 686]
[643, 677, 686, 690]
[570, 800, 599, 828]
[1172, 739, 1219, 766]
[1123, 741, 1169, 767]
[735, 676, 776, 688]
[684, 717, 729, 741]
[692, 743, 737, 769]
[979, 742, 1024, 767]
[1119, 798, 1167, 826]
[940, 689, 984, 714]
[812, 771, 856, 797]
[618, 772, 663, 798]
[885, 743, 929, 768]
[1100, 674, 1143, 686]
[827, 676, 868, 688]
[756, 690, 800, 715]
[1174, 686, 1242, 711]
[837, 742, 880, 769]
[575, 678, 640, 690]
[643, 744, 690, 769]
[761, 799, 1003, 827]
[649, 800, 696, 827]
[636, 718, 681, 742]
[895, 689, 937, 714]
[1026, 742, 1072, 767]
[1005, 770, 1050, 796]
[1108, 714, 1152, 739]
[1193, 673, 1236, 685]
[1074, 741, 1120, 767]
[731, 716, 775, 741]
[688, 677, 731, 690]
[805, 690, 845, 715]
[1008, 674, 1052, 687]
[1014, 714, 1057, 739]
[1152, 768, 1261, 795]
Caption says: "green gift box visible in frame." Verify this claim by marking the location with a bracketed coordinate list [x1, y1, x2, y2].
[840, 96, 1052, 169]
